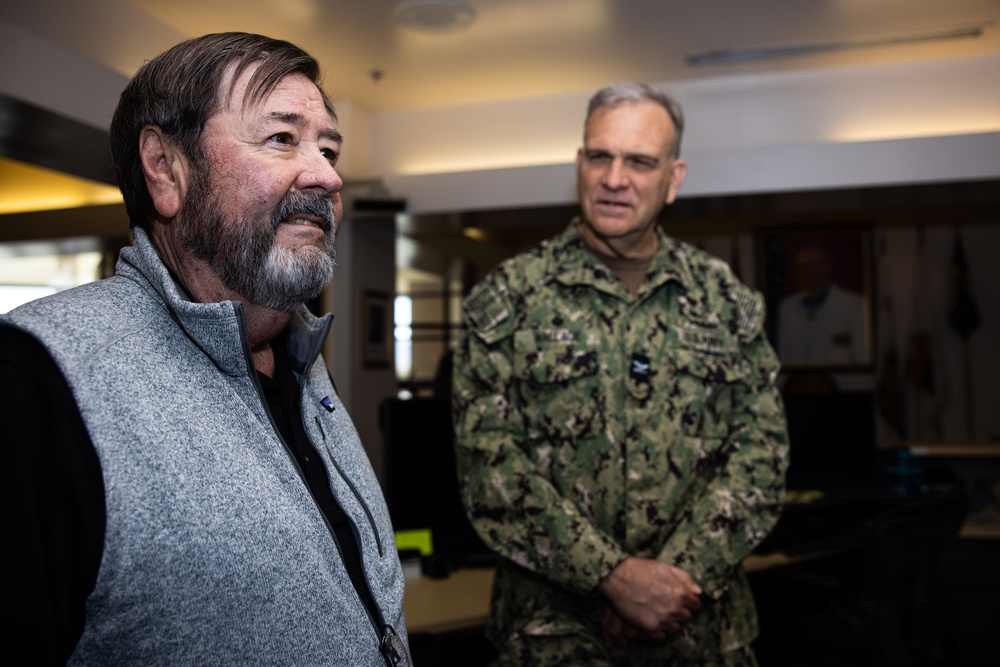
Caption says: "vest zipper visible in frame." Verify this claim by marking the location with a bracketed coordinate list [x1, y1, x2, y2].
[234, 309, 399, 665]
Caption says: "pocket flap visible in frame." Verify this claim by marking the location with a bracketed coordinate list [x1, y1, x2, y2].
[513, 330, 599, 385]
[672, 321, 746, 384]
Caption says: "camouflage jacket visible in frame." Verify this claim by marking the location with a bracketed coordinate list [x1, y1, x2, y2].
[453, 220, 788, 657]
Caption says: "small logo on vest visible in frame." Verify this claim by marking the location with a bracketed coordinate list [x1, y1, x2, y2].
[321, 396, 335, 412]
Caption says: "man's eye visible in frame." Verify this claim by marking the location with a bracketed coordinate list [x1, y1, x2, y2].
[270, 132, 294, 144]
[587, 153, 611, 163]
[320, 147, 338, 163]
[629, 158, 657, 170]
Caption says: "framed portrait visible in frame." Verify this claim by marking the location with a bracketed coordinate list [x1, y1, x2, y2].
[755, 224, 875, 371]
[361, 290, 391, 368]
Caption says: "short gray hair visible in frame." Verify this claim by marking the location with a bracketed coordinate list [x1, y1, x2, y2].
[585, 82, 685, 158]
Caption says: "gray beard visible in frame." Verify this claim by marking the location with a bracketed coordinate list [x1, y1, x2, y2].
[177, 171, 338, 312]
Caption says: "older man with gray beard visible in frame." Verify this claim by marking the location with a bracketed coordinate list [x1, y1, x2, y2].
[1, 32, 410, 667]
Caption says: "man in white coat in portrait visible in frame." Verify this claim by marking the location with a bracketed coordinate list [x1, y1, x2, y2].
[777, 242, 868, 365]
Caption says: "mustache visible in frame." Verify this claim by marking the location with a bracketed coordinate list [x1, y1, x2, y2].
[271, 191, 335, 232]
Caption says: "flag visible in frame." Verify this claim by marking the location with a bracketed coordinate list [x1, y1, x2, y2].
[903, 227, 950, 441]
[946, 229, 981, 340]
[877, 342, 907, 439]
[875, 236, 906, 439]
[946, 227, 981, 438]
[729, 235, 743, 282]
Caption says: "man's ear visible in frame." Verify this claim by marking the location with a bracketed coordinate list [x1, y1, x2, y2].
[664, 158, 688, 205]
[139, 126, 190, 220]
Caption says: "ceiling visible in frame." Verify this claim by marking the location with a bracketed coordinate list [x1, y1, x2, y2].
[3, 0, 998, 114]
[125, 0, 1000, 111]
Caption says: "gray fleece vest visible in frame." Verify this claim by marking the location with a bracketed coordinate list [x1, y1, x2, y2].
[4, 229, 409, 666]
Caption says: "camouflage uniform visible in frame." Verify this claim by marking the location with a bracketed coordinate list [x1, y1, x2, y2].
[453, 220, 789, 666]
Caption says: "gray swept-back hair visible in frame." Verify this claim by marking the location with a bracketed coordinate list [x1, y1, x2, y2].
[585, 82, 685, 158]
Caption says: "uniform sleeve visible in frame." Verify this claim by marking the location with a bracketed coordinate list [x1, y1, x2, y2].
[655, 291, 789, 599]
[0, 326, 105, 665]
[452, 277, 628, 595]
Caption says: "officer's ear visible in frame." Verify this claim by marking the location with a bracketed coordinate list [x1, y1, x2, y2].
[139, 126, 192, 220]
[664, 159, 687, 206]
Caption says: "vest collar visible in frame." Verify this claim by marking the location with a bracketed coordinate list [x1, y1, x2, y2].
[116, 228, 332, 379]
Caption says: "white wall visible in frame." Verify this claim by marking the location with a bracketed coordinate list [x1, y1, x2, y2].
[331, 98, 375, 181]
[0, 19, 128, 131]
[325, 212, 397, 480]
[373, 53, 1000, 213]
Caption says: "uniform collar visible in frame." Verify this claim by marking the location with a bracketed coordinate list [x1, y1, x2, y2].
[550, 217, 698, 298]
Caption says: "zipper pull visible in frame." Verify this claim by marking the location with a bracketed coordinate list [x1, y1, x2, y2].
[379, 625, 409, 666]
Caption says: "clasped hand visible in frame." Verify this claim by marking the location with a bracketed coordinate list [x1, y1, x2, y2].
[596, 557, 702, 647]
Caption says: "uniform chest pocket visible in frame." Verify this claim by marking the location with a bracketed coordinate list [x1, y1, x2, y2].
[673, 346, 747, 441]
[513, 330, 599, 385]
[512, 330, 601, 442]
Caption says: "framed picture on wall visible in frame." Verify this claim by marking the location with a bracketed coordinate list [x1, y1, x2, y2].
[755, 224, 875, 371]
[361, 290, 391, 368]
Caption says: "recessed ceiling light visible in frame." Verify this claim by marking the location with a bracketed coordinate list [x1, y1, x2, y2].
[393, 0, 476, 33]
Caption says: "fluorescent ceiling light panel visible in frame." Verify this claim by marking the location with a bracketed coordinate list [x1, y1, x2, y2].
[686, 23, 992, 66]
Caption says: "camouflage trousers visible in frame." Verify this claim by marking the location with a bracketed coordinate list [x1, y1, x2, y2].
[486, 565, 760, 667]
[490, 632, 759, 667]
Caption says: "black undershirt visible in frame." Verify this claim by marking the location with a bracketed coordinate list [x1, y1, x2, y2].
[257, 338, 378, 622]
[1, 326, 105, 666]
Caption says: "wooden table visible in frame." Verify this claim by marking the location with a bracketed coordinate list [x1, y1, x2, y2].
[403, 567, 495, 634]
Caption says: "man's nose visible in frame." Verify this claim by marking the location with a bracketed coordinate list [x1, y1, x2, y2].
[601, 158, 628, 190]
[298, 147, 343, 196]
